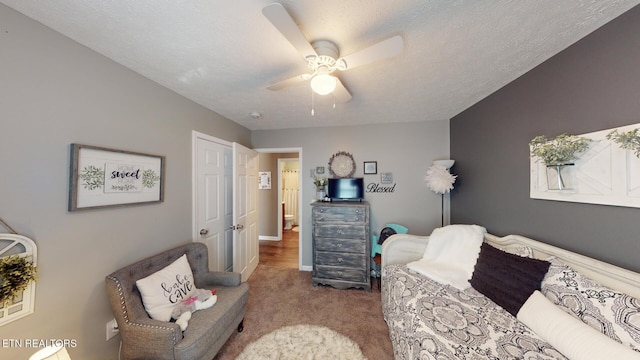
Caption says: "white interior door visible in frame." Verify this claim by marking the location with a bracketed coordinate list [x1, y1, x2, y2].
[233, 142, 259, 281]
[193, 133, 233, 272]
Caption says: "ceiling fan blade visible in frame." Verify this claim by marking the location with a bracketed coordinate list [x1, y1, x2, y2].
[267, 74, 307, 91]
[262, 3, 317, 59]
[334, 78, 352, 103]
[339, 35, 404, 71]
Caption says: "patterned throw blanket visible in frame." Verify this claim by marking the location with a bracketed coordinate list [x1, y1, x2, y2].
[382, 264, 567, 360]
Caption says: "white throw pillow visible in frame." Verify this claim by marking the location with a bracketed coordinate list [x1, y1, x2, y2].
[517, 291, 640, 359]
[135, 254, 196, 321]
[542, 257, 640, 351]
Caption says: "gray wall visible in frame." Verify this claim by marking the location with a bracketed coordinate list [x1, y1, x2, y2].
[450, 5, 640, 272]
[252, 120, 451, 268]
[0, 5, 250, 359]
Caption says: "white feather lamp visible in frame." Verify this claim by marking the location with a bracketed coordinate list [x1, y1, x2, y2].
[29, 345, 71, 360]
[425, 160, 457, 226]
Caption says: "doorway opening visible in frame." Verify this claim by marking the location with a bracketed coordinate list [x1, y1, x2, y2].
[256, 148, 302, 269]
[192, 131, 259, 281]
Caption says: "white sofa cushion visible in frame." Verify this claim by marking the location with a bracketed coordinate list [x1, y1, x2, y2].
[518, 291, 639, 360]
[543, 257, 640, 351]
[135, 254, 196, 321]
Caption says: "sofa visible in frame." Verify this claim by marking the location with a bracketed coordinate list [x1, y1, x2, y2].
[105, 242, 249, 360]
[381, 230, 640, 359]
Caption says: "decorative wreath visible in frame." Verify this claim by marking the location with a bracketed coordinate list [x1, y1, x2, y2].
[0, 255, 37, 306]
[328, 151, 356, 178]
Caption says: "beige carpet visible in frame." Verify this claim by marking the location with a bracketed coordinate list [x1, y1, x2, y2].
[236, 324, 367, 360]
[214, 265, 393, 360]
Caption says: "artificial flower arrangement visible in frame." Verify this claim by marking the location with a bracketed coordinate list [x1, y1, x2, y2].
[606, 128, 640, 158]
[313, 176, 327, 188]
[529, 133, 591, 165]
[0, 254, 37, 307]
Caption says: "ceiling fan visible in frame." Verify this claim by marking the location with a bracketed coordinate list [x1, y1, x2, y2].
[262, 3, 404, 103]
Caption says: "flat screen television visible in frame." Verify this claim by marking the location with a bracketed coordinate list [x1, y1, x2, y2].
[327, 178, 364, 201]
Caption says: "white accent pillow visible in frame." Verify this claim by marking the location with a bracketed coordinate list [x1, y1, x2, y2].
[542, 257, 640, 351]
[517, 291, 640, 360]
[135, 254, 196, 321]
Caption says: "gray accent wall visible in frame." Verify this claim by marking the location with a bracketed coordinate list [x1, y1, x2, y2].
[1, 5, 250, 359]
[450, 5, 640, 272]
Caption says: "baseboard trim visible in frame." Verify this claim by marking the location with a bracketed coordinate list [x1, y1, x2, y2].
[259, 236, 281, 241]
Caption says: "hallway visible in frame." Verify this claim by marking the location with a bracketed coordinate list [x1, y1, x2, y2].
[258, 227, 299, 268]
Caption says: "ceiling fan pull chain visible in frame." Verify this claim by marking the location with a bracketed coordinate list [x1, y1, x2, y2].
[333, 92, 336, 109]
[311, 90, 315, 116]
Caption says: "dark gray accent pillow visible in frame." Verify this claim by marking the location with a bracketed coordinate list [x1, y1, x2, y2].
[470, 242, 551, 316]
[377, 227, 397, 245]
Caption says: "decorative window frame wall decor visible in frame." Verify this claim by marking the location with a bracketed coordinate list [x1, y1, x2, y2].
[530, 123, 640, 208]
[68, 144, 165, 211]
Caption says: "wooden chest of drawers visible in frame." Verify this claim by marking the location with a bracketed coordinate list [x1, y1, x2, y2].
[311, 201, 371, 291]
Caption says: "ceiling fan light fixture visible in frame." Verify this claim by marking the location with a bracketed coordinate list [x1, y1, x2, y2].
[310, 74, 337, 95]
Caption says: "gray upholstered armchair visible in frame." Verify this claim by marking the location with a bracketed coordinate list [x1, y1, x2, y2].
[105, 242, 249, 360]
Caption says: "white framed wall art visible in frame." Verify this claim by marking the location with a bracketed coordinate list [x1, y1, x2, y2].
[530, 123, 640, 208]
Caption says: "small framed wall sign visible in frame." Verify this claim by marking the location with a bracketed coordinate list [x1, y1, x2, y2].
[259, 171, 271, 189]
[68, 144, 165, 211]
[364, 161, 377, 174]
[381, 172, 393, 184]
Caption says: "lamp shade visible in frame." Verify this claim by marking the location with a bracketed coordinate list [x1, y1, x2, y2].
[310, 74, 337, 95]
[433, 159, 455, 170]
[29, 345, 71, 360]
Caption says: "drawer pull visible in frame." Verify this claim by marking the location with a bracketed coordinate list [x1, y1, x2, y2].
[337, 258, 343, 263]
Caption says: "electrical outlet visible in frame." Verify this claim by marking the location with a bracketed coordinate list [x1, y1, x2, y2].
[106, 318, 119, 341]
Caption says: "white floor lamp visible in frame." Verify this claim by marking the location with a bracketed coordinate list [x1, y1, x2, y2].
[425, 160, 456, 227]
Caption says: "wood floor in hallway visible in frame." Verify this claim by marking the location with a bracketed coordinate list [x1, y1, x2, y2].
[259, 227, 299, 268]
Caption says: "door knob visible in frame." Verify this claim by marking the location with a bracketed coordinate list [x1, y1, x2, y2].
[236, 224, 244, 230]
[199, 229, 209, 235]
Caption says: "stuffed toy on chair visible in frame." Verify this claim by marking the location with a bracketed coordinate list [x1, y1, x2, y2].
[171, 288, 217, 331]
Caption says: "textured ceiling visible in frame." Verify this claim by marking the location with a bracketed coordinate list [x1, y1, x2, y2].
[2, 1, 639, 130]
